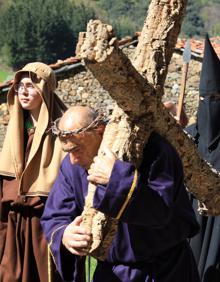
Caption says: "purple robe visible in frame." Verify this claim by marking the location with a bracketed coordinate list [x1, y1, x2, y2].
[41, 133, 200, 282]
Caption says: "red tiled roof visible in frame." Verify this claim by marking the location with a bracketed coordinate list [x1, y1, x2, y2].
[0, 56, 82, 90]
[1, 36, 220, 91]
[176, 37, 220, 58]
[49, 57, 80, 69]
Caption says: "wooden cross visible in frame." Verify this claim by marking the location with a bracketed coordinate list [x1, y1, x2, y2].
[76, 0, 220, 260]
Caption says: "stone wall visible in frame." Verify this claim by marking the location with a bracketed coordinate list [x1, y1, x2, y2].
[0, 47, 201, 150]
[56, 69, 116, 112]
[56, 48, 201, 125]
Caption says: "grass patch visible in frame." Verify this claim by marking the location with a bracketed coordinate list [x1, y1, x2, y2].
[86, 256, 97, 282]
[0, 62, 14, 83]
[0, 70, 10, 83]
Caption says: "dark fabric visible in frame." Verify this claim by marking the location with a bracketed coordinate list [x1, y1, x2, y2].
[187, 127, 220, 282]
[196, 34, 220, 162]
[197, 97, 220, 152]
[186, 34, 220, 282]
[199, 34, 220, 96]
[41, 132, 200, 282]
[188, 193, 220, 282]
[188, 122, 220, 171]
[93, 241, 199, 282]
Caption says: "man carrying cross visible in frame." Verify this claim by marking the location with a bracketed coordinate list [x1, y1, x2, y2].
[41, 105, 200, 282]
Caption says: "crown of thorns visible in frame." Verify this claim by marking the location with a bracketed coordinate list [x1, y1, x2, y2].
[51, 110, 107, 138]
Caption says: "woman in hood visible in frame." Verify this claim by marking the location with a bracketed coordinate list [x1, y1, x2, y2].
[0, 62, 67, 282]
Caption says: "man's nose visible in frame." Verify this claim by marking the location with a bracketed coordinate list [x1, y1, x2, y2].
[62, 138, 77, 145]
[61, 138, 78, 152]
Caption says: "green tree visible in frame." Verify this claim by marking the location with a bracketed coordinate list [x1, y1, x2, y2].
[181, 0, 205, 37]
[0, 0, 220, 68]
[92, 0, 149, 38]
[0, 0, 94, 69]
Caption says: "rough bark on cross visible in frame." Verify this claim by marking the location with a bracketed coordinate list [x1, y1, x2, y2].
[76, 0, 220, 260]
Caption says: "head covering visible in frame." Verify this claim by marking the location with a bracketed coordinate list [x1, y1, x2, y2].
[195, 34, 220, 169]
[199, 35, 220, 96]
[0, 62, 67, 196]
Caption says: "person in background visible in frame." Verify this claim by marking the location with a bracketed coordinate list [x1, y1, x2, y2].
[0, 62, 67, 282]
[41, 105, 200, 282]
[163, 100, 189, 128]
[186, 34, 220, 282]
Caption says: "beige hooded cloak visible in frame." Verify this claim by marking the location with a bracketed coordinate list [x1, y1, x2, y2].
[0, 62, 67, 196]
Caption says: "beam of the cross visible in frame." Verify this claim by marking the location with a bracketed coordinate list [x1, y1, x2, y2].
[75, 0, 220, 261]
[78, 19, 220, 215]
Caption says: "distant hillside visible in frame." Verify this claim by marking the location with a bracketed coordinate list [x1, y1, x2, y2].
[74, 0, 220, 38]
[1, 0, 219, 38]
[0, 0, 219, 71]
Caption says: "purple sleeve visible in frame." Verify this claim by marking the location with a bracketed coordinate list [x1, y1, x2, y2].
[93, 152, 181, 227]
[41, 158, 80, 281]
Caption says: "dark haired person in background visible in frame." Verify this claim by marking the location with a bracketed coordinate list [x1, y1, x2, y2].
[187, 34, 220, 282]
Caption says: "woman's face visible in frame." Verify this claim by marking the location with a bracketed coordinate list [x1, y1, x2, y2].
[15, 74, 42, 111]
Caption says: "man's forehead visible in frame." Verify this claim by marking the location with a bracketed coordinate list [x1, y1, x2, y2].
[59, 107, 97, 129]
[59, 115, 83, 131]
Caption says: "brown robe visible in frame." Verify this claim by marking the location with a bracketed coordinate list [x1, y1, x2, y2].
[0, 129, 62, 282]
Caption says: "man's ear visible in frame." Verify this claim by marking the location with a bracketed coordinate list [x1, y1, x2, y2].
[95, 124, 106, 136]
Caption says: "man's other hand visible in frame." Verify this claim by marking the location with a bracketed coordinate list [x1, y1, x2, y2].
[87, 146, 116, 185]
[62, 216, 92, 256]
